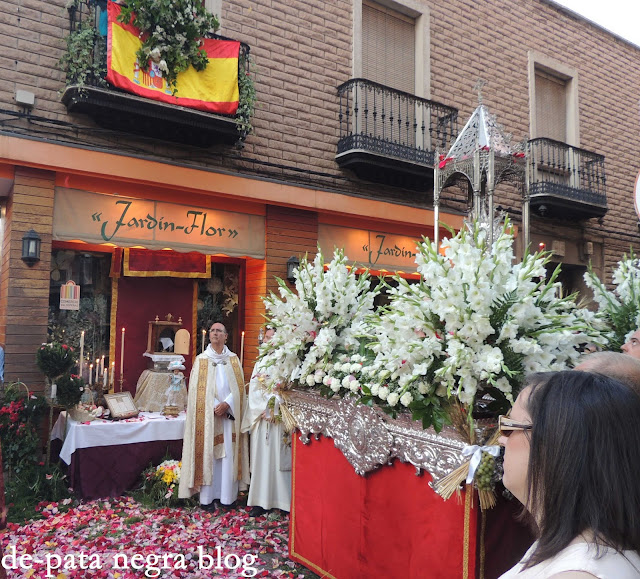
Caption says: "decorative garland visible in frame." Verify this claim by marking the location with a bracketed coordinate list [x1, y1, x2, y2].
[117, 0, 220, 94]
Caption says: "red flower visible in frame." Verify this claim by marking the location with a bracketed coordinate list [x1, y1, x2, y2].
[62, 344, 69, 350]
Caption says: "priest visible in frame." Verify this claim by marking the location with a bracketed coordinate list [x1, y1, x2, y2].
[241, 328, 292, 516]
[179, 322, 249, 508]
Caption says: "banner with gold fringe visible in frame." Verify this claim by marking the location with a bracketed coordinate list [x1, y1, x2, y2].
[123, 248, 211, 278]
[106, 1, 240, 114]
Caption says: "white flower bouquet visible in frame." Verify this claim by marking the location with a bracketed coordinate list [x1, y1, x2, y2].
[584, 250, 640, 350]
[258, 248, 379, 393]
[363, 219, 605, 430]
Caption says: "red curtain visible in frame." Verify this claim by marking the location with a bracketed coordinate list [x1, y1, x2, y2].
[289, 434, 477, 579]
[115, 277, 194, 395]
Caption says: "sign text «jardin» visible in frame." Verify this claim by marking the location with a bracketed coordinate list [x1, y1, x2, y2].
[96, 200, 240, 242]
[363, 234, 416, 267]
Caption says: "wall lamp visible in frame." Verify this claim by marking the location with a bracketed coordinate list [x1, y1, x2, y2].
[286, 255, 300, 283]
[21, 229, 41, 266]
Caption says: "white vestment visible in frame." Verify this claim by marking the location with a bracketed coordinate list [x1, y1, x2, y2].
[241, 365, 292, 512]
[178, 345, 249, 505]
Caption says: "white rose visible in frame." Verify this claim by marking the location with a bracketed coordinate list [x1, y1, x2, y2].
[378, 386, 389, 401]
[387, 392, 399, 407]
[350, 379, 360, 393]
[330, 377, 341, 392]
[306, 375, 316, 387]
[370, 384, 379, 396]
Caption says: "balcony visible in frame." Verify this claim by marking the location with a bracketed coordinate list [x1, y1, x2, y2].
[61, 0, 250, 147]
[336, 79, 458, 191]
[527, 138, 607, 220]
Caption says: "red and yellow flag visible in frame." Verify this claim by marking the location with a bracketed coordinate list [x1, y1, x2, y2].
[106, 1, 239, 114]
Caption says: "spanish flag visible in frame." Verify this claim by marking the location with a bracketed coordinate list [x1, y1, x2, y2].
[106, 1, 239, 114]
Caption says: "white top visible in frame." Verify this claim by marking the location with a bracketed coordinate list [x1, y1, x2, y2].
[51, 411, 186, 465]
[499, 541, 640, 579]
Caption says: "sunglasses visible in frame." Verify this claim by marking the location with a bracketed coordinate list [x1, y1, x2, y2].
[498, 414, 533, 437]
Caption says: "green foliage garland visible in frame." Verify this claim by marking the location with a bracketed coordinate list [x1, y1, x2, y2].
[117, 0, 220, 94]
[236, 52, 256, 138]
[59, 16, 107, 88]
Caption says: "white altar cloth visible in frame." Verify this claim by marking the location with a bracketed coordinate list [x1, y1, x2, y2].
[52, 411, 186, 465]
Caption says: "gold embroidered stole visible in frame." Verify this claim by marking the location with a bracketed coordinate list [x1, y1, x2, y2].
[192, 359, 209, 489]
[229, 356, 246, 480]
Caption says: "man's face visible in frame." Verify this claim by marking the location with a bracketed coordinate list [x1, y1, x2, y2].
[621, 329, 640, 359]
[209, 323, 227, 349]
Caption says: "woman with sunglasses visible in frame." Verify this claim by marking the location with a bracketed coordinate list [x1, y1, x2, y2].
[498, 371, 640, 578]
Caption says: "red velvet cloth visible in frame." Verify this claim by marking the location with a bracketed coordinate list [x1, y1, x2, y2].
[124, 248, 210, 277]
[289, 434, 477, 579]
[68, 440, 183, 500]
[115, 277, 194, 394]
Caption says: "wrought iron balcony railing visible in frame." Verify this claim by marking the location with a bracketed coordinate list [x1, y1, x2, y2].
[336, 79, 458, 189]
[527, 138, 607, 219]
[62, 0, 251, 146]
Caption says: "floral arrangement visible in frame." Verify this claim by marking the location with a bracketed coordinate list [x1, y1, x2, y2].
[35, 342, 76, 381]
[258, 248, 378, 393]
[584, 250, 640, 351]
[139, 459, 182, 507]
[0, 384, 48, 476]
[362, 220, 605, 430]
[117, 0, 220, 94]
[54, 374, 85, 409]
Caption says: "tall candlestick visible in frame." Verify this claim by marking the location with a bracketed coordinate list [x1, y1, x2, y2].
[202, 329, 206, 353]
[240, 330, 245, 368]
[89, 363, 93, 386]
[79, 331, 85, 379]
[120, 327, 125, 380]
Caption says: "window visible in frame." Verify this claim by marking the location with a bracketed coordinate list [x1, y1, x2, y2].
[534, 69, 567, 143]
[528, 52, 579, 145]
[362, 0, 415, 94]
[353, 0, 430, 98]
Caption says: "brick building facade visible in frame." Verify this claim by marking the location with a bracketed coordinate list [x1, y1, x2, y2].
[0, 0, 638, 390]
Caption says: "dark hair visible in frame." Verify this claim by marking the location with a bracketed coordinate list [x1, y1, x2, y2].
[522, 370, 640, 567]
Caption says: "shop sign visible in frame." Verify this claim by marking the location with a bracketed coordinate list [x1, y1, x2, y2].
[53, 188, 265, 258]
[318, 223, 420, 272]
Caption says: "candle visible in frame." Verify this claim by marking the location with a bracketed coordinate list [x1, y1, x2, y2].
[51, 382, 57, 399]
[100, 355, 105, 375]
[103, 368, 108, 389]
[110, 362, 115, 388]
[89, 363, 93, 386]
[202, 329, 206, 353]
[79, 331, 84, 379]
[120, 327, 125, 380]
[240, 330, 245, 368]
[95, 359, 99, 383]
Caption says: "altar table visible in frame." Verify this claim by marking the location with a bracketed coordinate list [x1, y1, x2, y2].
[133, 369, 187, 412]
[51, 412, 186, 500]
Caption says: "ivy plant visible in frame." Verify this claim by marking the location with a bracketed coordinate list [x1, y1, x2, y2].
[236, 51, 256, 139]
